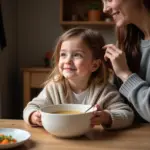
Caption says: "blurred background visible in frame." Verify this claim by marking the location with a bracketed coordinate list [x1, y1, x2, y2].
[0, 0, 116, 119]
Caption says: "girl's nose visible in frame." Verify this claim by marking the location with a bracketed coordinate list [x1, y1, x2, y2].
[65, 55, 72, 63]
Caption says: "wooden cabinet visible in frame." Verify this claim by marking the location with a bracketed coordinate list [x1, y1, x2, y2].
[60, 0, 114, 29]
[22, 68, 51, 107]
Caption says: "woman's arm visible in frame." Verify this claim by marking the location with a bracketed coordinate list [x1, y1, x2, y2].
[104, 44, 150, 122]
[119, 73, 150, 122]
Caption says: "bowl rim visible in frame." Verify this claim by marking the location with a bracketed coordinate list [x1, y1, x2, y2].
[40, 104, 94, 116]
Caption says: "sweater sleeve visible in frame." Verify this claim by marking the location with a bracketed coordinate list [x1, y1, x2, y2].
[23, 86, 53, 125]
[119, 73, 150, 122]
[100, 83, 134, 129]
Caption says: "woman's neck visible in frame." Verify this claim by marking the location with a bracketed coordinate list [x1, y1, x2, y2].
[133, 8, 150, 40]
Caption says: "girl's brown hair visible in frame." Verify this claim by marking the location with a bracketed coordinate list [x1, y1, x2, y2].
[45, 27, 110, 96]
[116, 0, 150, 73]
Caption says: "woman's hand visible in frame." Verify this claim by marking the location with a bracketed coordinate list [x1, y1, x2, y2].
[103, 44, 132, 82]
[30, 111, 42, 126]
[91, 105, 112, 128]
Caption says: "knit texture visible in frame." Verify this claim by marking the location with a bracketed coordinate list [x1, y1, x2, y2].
[23, 81, 134, 129]
[119, 40, 150, 122]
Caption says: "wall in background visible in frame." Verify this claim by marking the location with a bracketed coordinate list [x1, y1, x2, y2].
[17, 0, 116, 68]
[0, 0, 116, 119]
[17, 0, 63, 68]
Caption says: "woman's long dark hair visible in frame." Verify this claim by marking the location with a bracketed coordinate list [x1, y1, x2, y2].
[116, 0, 150, 73]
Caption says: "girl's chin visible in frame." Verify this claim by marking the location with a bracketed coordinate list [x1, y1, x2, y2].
[63, 73, 75, 79]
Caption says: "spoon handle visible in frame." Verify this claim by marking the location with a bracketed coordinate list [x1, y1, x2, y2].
[85, 105, 94, 113]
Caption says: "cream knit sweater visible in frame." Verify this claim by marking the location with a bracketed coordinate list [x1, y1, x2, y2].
[23, 81, 134, 129]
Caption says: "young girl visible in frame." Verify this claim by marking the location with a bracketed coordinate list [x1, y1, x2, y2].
[23, 27, 134, 129]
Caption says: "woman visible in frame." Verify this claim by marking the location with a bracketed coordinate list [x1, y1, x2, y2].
[102, 0, 150, 122]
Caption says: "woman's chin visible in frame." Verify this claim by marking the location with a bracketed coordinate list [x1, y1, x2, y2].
[115, 20, 127, 28]
[116, 22, 124, 28]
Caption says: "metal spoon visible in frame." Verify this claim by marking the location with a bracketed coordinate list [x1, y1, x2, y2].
[84, 104, 95, 113]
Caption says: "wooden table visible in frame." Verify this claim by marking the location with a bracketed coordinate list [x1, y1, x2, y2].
[1, 119, 150, 150]
[22, 68, 51, 107]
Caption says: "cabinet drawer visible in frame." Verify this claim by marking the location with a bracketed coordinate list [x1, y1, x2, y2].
[31, 72, 49, 88]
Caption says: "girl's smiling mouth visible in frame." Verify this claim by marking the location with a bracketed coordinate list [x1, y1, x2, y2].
[63, 68, 76, 71]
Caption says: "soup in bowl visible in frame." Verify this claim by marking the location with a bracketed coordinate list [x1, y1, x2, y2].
[40, 104, 94, 138]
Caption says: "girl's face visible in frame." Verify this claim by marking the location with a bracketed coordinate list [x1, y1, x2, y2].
[58, 37, 100, 83]
[102, 0, 140, 27]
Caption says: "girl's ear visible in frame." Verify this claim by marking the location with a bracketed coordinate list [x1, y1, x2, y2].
[91, 59, 101, 72]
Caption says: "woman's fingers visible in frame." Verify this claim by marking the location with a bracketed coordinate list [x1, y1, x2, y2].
[103, 44, 122, 53]
[104, 44, 125, 65]
[103, 46, 116, 61]
[105, 47, 122, 56]
[104, 50, 116, 61]
[103, 44, 131, 82]
[103, 44, 123, 60]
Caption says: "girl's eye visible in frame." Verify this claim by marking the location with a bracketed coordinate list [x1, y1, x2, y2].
[74, 53, 83, 58]
[60, 52, 66, 57]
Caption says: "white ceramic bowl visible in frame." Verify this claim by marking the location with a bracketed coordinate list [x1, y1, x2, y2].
[40, 104, 94, 138]
[0, 128, 31, 149]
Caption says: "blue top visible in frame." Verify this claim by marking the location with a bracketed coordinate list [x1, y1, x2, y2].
[119, 40, 150, 122]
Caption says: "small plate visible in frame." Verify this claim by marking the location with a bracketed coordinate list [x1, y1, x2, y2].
[0, 128, 31, 149]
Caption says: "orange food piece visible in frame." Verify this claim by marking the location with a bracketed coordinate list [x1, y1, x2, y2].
[1, 139, 9, 144]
